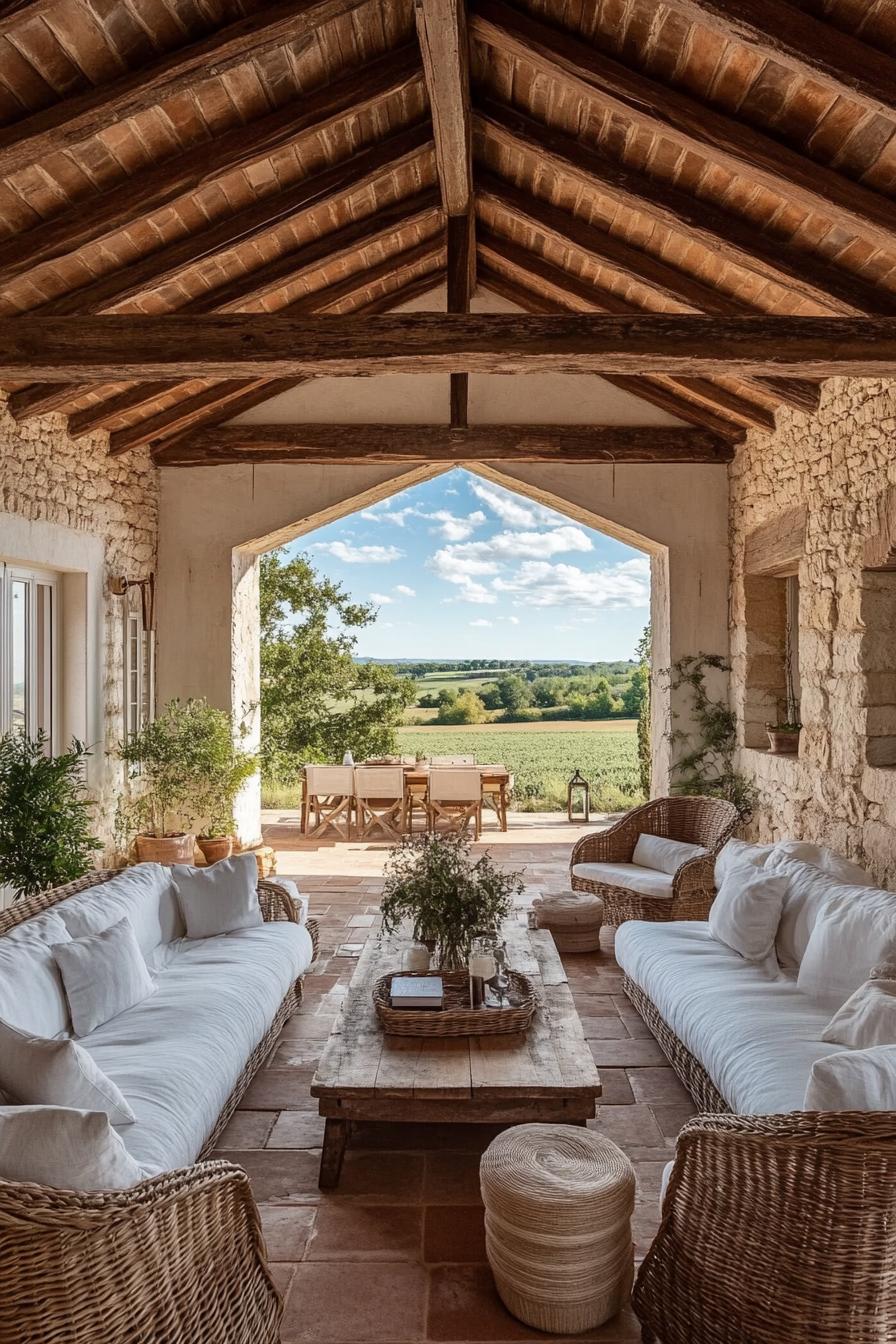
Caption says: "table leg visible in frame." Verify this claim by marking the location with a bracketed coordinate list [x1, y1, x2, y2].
[318, 1117, 350, 1188]
[500, 782, 508, 832]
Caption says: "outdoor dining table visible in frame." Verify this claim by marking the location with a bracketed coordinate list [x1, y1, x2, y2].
[360, 762, 513, 832]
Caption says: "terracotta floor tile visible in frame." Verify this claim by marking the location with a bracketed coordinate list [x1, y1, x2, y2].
[631, 1160, 671, 1196]
[579, 1016, 631, 1040]
[628, 1068, 692, 1105]
[241, 1068, 317, 1110]
[426, 1264, 538, 1341]
[260, 1205, 316, 1261]
[423, 1205, 488, 1263]
[589, 1039, 669, 1068]
[270, 1039, 325, 1068]
[267, 1111, 327, 1149]
[597, 1069, 636, 1106]
[591, 1104, 665, 1150]
[307, 1203, 423, 1260]
[650, 1102, 697, 1138]
[423, 1150, 485, 1205]
[235, 1149, 323, 1204]
[334, 1150, 426, 1203]
[269, 1263, 296, 1297]
[216, 1110, 275, 1149]
[281, 1262, 428, 1342]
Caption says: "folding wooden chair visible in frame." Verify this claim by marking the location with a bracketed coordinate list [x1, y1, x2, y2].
[430, 755, 475, 765]
[353, 766, 407, 841]
[427, 768, 482, 839]
[302, 765, 355, 840]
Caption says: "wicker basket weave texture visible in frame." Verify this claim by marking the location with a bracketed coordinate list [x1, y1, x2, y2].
[480, 1124, 635, 1335]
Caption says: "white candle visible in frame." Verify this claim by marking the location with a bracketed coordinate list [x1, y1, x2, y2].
[469, 954, 496, 979]
[405, 944, 430, 973]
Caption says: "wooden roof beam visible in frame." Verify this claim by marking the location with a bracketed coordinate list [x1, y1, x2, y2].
[0, 44, 422, 288]
[475, 100, 896, 317]
[7, 314, 896, 380]
[152, 423, 734, 466]
[471, 0, 896, 256]
[447, 211, 474, 428]
[0, 0, 372, 180]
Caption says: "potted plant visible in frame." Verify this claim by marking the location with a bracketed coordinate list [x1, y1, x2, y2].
[193, 713, 258, 864]
[766, 677, 801, 755]
[0, 732, 101, 901]
[380, 832, 524, 970]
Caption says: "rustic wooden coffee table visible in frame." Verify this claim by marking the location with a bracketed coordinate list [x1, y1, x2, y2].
[311, 918, 601, 1187]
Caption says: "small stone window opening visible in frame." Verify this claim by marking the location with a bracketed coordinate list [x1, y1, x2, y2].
[859, 570, 896, 767]
[743, 572, 801, 752]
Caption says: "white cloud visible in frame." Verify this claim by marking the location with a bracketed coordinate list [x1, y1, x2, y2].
[469, 618, 493, 628]
[504, 616, 520, 625]
[493, 558, 650, 610]
[427, 509, 487, 542]
[314, 541, 402, 564]
[394, 584, 416, 597]
[360, 504, 419, 528]
[469, 480, 562, 529]
[369, 592, 394, 604]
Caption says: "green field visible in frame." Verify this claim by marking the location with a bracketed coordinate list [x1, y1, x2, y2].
[395, 720, 641, 812]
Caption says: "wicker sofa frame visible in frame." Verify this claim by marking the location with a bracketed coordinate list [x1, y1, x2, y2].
[625, 975, 896, 1344]
[0, 869, 319, 1344]
[570, 795, 739, 926]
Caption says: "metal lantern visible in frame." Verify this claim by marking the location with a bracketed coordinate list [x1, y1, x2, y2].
[567, 769, 591, 823]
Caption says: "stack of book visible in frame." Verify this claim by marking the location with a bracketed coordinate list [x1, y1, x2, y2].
[390, 976, 444, 1010]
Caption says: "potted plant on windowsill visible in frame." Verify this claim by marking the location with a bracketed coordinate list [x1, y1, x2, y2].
[766, 682, 802, 755]
[380, 832, 524, 970]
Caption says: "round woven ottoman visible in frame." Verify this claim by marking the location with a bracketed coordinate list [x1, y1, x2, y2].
[532, 891, 604, 953]
[480, 1124, 635, 1334]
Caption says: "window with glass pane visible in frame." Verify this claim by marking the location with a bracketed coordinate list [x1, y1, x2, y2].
[124, 611, 155, 753]
[10, 578, 28, 734]
[2, 565, 59, 749]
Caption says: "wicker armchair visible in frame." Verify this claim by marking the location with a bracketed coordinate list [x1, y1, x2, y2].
[570, 795, 739, 926]
[634, 1110, 896, 1344]
[0, 869, 319, 1344]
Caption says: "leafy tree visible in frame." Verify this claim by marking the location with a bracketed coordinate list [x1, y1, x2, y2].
[496, 674, 532, 715]
[260, 550, 416, 779]
[479, 685, 503, 711]
[634, 623, 652, 795]
[585, 678, 621, 718]
[622, 664, 649, 716]
[436, 688, 457, 708]
[437, 690, 487, 725]
[533, 678, 564, 708]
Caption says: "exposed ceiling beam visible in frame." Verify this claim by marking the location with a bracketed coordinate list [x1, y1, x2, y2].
[0, 0, 371, 180]
[0, 44, 422, 288]
[475, 100, 896, 317]
[6, 314, 896, 381]
[152, 422, 733, 465]
[415, 0, 473, 215]
[0, 0, 67, 35]
[447, 211, 474, 428]
[663, 0, 896, 122]
[478, 175, 820, 414]
[32, 122, 432, 317]
[471, 0, 896, 256]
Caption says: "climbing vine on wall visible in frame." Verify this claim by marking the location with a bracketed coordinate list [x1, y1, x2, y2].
[665, 654, 756, 819]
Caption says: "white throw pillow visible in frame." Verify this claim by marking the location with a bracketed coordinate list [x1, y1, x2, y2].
[52, 917, 155, 1038]
[0, 1106, 148, 1190]
[171, 853, 262, 939]
[771, 858, 852, 970]
[0, 1019, 134, 1123]
[707, 866, 787, 968]
[804, 1045, 896, 1112]
[822, 977, 896, 1050]
[56, 863, 182, 958]
[0, 911, 72, 1039]
[769, 841, 874, 888]
[797, 896, 896, 1010]
[266, 876, 308, 924]
[714, 837, 774, 888]
[631, 833, 708, 876]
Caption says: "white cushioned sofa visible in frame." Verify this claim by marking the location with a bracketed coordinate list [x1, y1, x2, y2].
[0, 862, 317, 1344]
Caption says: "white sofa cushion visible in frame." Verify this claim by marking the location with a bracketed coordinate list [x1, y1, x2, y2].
[0, 1106, 147, 1190]
[769, 841, 874, 888]
[266, 876, 309, 924]
[55, 864, 182, 959]
[822, 977, 896, 1050]
[615, 920, 839, 1112]
[632, 834, 708, 875]
[172, 854, 262, 939]
[770, 858, 847, 970]
[804, 1045, 896, 1111]
[53, 917, 156, 1037]
[0, 910, 72, 1038]
[714, 838, 774, 887]
[0, 1019, 134, 1123]
[708, 867, 787, 968]
[572, 862, 673, 900]
[797, 894, 896, 1009]
[84, 920, 314, 1172]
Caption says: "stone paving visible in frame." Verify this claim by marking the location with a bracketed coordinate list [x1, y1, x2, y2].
[216, 812, 697, 1343]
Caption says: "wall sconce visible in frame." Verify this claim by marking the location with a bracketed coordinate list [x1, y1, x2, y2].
[110, 574, 155, 631]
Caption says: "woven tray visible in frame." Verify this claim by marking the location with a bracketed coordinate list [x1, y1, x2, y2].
[373, 970, 537, 1037]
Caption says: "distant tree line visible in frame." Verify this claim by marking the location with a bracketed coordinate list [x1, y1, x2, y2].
[423, 668, 648, 726]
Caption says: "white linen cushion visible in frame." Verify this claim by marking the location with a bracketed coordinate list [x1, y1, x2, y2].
[615, 920, 839, 1111]
[55, 864, 182, 958]
[714, 838, 774, 888]
[83, 921, 314, 1172]
[0, 1105, 148, 1190]
[0, 911, 72, 1038]
[171, 854, 262, 939]
[52, 917, 155, 1037]
[771, 858, 847, 970]
[822, 977, 896, 1049]
[572, 861, 673, 900]
[265, 877, 309, 924]
[798, 894, 896, 1009]
[707, 867, 787, 967]
[632, 833, 707, 875]
[768, 841, 874, 888]
[0, 1019, 134, 1123]
[804, 1045, 896, 1111]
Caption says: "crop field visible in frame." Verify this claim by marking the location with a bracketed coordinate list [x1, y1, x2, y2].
[395, 720, 641, 812]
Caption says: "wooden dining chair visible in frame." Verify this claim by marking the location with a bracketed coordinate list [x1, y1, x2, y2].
[302, 765, 355, 840]
[430, 755, 476, 765]
[482, 771, 513, 831]
[427, 768, 482, 839]
[353, 766, 407, 841]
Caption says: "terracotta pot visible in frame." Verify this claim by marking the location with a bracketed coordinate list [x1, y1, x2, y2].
[135, 833, 196, 864]
[767, 728, 801, 755]
[197, 835, 234, 865]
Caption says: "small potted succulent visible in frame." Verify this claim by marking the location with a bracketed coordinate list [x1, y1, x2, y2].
[766, 686, 801, 755]
[380, 832, 523, 970]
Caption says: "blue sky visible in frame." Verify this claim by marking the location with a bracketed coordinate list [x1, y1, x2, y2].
[287, 470, 650, 661]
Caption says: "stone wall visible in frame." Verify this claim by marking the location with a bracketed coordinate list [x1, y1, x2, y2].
[0, 395, 158, 854]
[730, 377, 896, 887]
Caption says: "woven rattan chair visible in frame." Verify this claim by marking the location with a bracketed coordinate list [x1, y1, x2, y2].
[0, 869, 319, 1344]
[570, 796, 739, 926]
[633, 1110, 896, 1344]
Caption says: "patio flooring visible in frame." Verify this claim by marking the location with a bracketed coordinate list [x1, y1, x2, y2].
[217, 812, 697, 1343]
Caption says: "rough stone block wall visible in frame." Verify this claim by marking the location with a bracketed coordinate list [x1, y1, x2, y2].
[730, 377, 896, 886]
[0, 395, 158, 854]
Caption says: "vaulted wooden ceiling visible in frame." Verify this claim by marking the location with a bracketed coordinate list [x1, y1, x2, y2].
[1, 0, 895, 461]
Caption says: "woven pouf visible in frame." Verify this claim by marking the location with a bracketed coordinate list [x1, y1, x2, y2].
[532, 891, 604, 953]
[480, 1124, 635, 1334]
